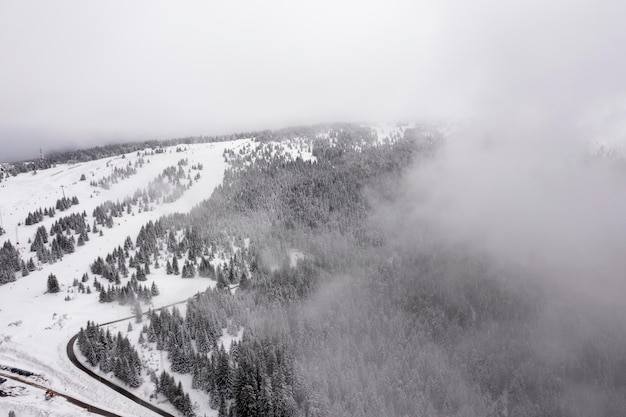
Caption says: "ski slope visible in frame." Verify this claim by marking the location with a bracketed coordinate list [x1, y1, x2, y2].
[0, 140, 250, 417]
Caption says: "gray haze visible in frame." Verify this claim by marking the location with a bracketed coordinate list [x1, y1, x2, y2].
[401, 0, 626, 305]
[3, 1, 625, 162]
[392, 128, 626, 305]
[364, 0, 626, 315]
[0, 0, 426, 161]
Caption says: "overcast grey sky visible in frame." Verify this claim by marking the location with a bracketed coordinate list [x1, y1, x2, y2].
[1, 0, 625, 161]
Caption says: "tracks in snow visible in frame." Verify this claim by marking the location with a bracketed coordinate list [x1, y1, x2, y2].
[0, 370, 123, 417]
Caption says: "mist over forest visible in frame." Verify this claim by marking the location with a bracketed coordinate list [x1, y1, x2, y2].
[75, 124, 626, 416]
[2, 121, 626, 416]
[2, 1, 626, 416]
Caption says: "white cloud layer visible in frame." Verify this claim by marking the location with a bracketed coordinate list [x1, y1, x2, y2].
[1, 0, 625, 160]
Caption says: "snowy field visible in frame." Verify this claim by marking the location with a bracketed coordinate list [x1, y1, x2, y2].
[0, 140, 249, 416]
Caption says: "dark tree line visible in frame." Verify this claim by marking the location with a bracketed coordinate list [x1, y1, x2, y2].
[28, 212, 89, 264]
[144, 290, 301, 417]
[24, 207, 51, 225]
[156, 370, 194, 416]
[90, 233, 162, 284]
[94, 276, 157, 305]
[2, 130, 255, 168]
[23, 197, 79, 226]
[49, 211, 87, 235]
[77, 321, 143, 387]
[93, 200, 129, 226]
[55, 196, 79, 211]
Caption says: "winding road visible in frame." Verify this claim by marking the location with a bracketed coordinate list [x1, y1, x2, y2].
[66, 334, 176, 417]
[64, 297, 198, 416]
[1, 297, 205, 415]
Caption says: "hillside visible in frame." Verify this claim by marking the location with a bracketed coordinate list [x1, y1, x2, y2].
[0, 140, 246, 416]
[1, 123, 625, 417]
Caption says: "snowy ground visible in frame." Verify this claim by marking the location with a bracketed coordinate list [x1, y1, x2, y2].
[0, 140, 249, 416]
[0, 374, 92, 417]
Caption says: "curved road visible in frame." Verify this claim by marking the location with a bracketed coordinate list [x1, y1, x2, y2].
[2, 297, 202, 415]
[65, 297, 197, 417]
[67, 334, 176, 417]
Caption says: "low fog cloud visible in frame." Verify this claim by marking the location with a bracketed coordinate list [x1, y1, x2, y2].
[0, 0, 432, 161]
[386, 0, 626, 306]
[4, 1, 623, 162]
[401, 129, 626, 302]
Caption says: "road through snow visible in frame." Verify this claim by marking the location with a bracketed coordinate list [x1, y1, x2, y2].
[0, 141, 243, 416]
[65, 298, 196, 416]
[66, 335, 175, 417]
[0, 371, 123, 417]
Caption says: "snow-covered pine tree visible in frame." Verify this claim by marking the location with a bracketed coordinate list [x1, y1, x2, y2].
[46, 273, 60, 293]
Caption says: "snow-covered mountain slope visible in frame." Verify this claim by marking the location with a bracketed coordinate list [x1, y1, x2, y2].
[0, 140, 249, 417]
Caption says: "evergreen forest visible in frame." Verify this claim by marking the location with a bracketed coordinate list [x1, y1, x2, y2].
[79, 124, 626, 416]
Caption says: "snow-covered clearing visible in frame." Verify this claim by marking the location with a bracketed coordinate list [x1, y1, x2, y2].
[0, 140, 249, 416]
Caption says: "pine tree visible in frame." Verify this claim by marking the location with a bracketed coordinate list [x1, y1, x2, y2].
[136, 265, 146, 281]
[172, 256, 180, 275]
[27, 257, 36, 271]
[215, 344, 231, 397]
[217, 269, 228, 290]
[135, 302, 143, 323]
[258, 378, 275, 417]
[114, 358, 127, 382]
[47, 273, 60, 293]
[182, 393, 193, 417]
